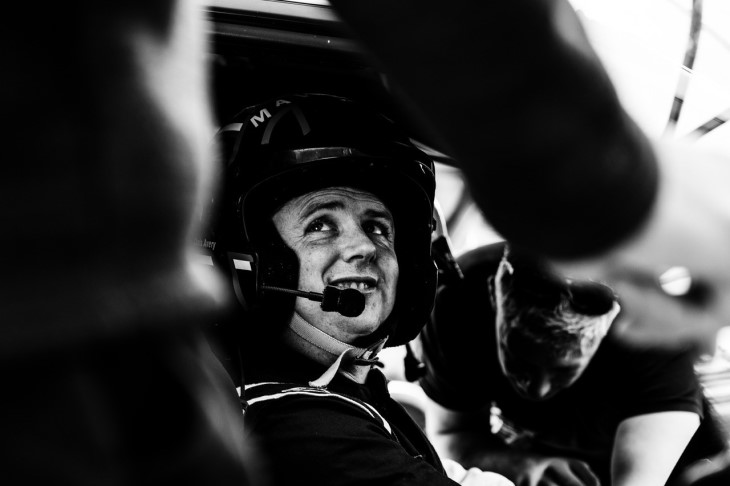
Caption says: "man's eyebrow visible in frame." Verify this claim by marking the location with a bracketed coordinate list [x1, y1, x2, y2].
[300, 200, 344, 220]
[364, 208, 394, 222]
[299, 202, 393, 222]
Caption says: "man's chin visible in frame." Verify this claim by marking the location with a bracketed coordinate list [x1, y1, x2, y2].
[348, 314, 385, 335]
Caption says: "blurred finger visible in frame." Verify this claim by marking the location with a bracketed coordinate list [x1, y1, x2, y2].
[568, 460, 601, 486]
[541, 466, 584, 486]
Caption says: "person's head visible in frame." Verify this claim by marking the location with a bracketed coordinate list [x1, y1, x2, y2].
[489, 244, 620, 401]
[271, 186, 399, 343]
[204, 93, 437, 348]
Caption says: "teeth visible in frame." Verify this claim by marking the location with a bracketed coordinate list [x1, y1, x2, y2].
[335, 281, 371, 290]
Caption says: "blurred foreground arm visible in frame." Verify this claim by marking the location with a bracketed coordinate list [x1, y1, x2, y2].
[330, 0, 730, 348]
[330, 0, 656, 259]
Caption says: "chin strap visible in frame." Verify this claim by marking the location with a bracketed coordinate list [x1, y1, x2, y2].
[284, 313, 386, 386]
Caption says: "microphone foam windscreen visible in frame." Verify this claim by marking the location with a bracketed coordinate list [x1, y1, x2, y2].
[321, 286, 365, 317]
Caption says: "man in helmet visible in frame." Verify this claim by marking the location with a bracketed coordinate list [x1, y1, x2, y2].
[418, 242, 727, 486]
[204, 93, 513, 486]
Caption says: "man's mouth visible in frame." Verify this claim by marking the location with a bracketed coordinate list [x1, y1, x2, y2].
[329, 277, 377, 292]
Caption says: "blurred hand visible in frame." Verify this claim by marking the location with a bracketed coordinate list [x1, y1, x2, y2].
[443, 458, 515, 486]
[461, 469, 516, 486]
[553, 141, 730, 353]
[515, 457, 600, 486]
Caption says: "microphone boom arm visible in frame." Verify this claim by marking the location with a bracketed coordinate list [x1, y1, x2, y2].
[260, 284, 366, 318]
[260, 285, 324, 302]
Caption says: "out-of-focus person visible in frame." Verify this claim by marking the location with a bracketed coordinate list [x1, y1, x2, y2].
[419, 242, 728, 486]
[3, 1, 260, 484]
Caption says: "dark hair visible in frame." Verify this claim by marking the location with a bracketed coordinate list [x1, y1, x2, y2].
[496, 245, 618, 357]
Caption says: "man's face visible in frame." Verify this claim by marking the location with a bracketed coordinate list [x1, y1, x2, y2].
[492, 259, 616, 401]
[272, 186, 399, 344]
[495, 327, 600, 401]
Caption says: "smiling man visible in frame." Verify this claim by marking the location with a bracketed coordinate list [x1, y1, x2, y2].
[205, 93, 513, 486]
[271, 187, 399, 348]
[419, 242, 727, 486]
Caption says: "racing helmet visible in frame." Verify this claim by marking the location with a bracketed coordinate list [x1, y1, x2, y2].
[203, 93, 437, 347]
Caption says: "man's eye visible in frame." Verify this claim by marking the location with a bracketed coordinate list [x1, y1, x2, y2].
[305, 218, 333, 233]
[364, 221, 392, 237]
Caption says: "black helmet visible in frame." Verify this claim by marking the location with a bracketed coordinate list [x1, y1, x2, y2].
[202, 93, 437, 347]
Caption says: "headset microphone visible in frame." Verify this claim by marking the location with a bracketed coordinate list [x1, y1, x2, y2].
[260, 285, 366, 317]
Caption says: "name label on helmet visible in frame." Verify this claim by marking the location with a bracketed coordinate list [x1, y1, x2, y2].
[250, 108, 271, 128]
[250, 99, 292, 128]
[193, 238, 217, 251]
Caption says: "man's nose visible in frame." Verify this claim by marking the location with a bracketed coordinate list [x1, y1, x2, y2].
[339, 226, 377, 261]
